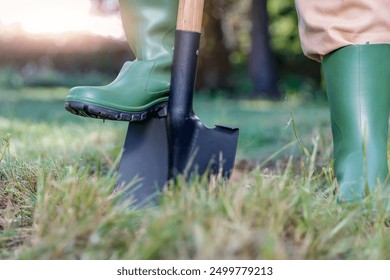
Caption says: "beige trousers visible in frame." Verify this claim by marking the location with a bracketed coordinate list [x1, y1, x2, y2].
[295, 0, 390, 61]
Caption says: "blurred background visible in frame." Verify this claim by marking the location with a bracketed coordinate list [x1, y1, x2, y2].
[0, 0, 324, 99]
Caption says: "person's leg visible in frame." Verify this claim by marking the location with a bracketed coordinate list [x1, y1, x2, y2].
[65, 0, 178, 121]
[322, 44, 390, 202]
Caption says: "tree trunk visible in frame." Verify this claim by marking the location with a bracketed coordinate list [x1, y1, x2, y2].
[250, 0, 280, 99]
[196, 0, 231, 91]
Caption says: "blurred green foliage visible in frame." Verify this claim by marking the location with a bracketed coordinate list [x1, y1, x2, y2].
[0, 66, 114, 89]
[0, 67, 24, 89]
[222, 0, 301, 61]
[268, 0, 301, 55]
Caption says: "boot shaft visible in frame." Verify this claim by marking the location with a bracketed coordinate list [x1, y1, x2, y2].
[322, 44, 390, 201]
[119, 0, 178, 61]
[323, 44, 390, 159]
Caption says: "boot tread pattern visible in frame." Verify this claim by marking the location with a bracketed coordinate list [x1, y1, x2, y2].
[64, 101, 168, 121]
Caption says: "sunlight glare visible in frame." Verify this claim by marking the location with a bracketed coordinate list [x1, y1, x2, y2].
[0, 0, 124, 39]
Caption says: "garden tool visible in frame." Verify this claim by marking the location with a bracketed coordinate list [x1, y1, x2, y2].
[167, 0, 239, 180]
[117, 0, 239, 205]
[322, 44, 390, 203]
[65, 0, 178, 121]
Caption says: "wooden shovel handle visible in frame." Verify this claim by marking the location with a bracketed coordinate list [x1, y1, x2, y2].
[177, 0, 205, 33]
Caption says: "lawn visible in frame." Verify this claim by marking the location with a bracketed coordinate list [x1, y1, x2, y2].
[1, 87, 390, 259]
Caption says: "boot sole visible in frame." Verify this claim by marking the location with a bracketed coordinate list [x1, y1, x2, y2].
[64, 101, 168, 121]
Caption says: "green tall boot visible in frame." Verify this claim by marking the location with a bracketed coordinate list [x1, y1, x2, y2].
[322, 44, 390, 203]
[65, 0, 178, 121]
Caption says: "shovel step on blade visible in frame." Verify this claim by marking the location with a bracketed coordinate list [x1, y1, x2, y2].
[116, 115, 168, 207]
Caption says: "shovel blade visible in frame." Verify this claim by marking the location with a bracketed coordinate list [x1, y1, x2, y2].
[116, 116, 168, 206]
[169, 117, 239, 179]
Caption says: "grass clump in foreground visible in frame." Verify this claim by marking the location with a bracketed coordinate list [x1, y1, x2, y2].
[1, 87, 390, 259]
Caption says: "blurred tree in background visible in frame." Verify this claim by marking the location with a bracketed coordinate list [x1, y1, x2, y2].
[198, 0, 321, 98]
[197, 0, 231, 91]
[249, 0, 279, 99]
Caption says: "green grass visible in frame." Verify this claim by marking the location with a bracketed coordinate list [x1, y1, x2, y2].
[1, 87, 390, 260]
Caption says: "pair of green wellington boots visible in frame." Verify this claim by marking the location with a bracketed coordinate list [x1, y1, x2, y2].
[64, 1, 390, 204]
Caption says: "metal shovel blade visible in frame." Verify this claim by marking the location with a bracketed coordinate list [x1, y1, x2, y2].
[169, 116, 239, 179]
[168, 30, 239, 180]
[116, 112, 168, 207]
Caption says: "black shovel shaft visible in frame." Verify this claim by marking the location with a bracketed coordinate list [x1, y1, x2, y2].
[168, 0, 205, 178]
[167, 30, 200, 178]
[169, 0, 204, 125]
[168, 30, 200, 122]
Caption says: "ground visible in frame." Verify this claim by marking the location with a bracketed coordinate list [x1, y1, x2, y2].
[1, 87, 390, 259]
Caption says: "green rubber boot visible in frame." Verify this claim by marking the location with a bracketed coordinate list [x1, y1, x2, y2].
[65, 0, 178, 121]
[322, 44, 390, 203]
